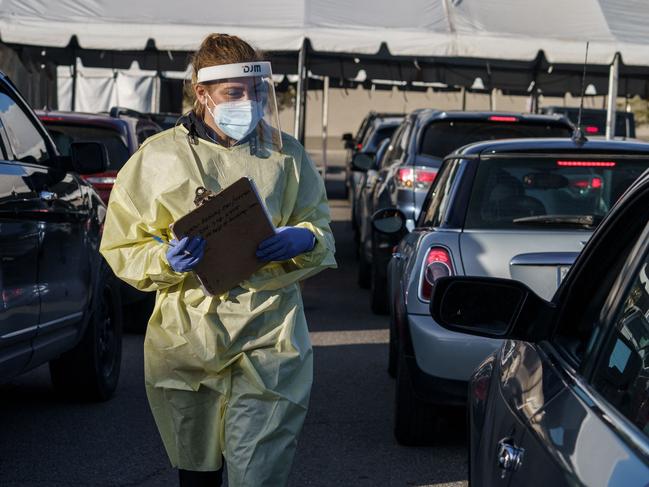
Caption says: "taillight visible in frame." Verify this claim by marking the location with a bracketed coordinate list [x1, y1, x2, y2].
[488, 116, 518, 122]
[356, 143, 363, 150]
[573, 176, 603, 189]
[396, 167, 438, 191]
[420, 246, 454, 301]
[585, 126, 599, 134]
[557, 160, 616, 167]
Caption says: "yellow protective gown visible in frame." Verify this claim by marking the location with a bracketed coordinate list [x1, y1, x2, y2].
[99, 125, 336, 485]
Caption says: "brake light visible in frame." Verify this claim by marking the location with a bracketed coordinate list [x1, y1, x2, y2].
[488, 116, 518, 122]
[557, 160, 616, 167]
[573, 176, 603, 189]
[420, 247, 454, 302]
[356, 143, 363, 150]
[396, 167, 438, 191]
[585, 126, 599, 134]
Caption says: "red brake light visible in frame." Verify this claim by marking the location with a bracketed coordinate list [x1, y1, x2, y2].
[356, 143, 363, 150]
[488, 116, 518, 122]
[585, 126, 599, 134]
[557, 160, 616, 167]
[396, 167, 437, 190]
[420, 247, 454, 302]
[39, 116, 64, 122]
[573, 176, 604, 189]
[591, 177, 603, 188]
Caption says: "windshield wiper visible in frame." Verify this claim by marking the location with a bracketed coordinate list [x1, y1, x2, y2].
[512, 214, 604, 228]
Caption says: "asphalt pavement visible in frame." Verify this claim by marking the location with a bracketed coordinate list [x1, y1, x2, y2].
[0, 191, 467, 486]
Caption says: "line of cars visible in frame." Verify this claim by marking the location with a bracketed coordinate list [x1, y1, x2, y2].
[0, 71, 172, 401]
[347, 105, 649, 482]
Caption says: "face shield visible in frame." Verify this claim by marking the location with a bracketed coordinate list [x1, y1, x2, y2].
[198, 61, 282, 152]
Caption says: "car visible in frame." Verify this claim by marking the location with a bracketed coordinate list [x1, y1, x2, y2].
[37, 108, 163, 333]
[0, 71, 122, 400]
[355, 111, 574, 314]
[350, 115, 403, 240]
[542, 106, 636, 138]
[37, 106, 162, 205]
[342, 111, 404, 199]
[430, 166, 649, 485]
[146, 112, 182, 130]
[374, 136, 649, 445]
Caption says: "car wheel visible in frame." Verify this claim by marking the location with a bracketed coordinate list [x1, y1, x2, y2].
[358, 244, 371, 288]
[50, 270, 123, 401]
[394, 348, 437, 446]
[370, 262, 389, 315]
[123, 293, 155, 334]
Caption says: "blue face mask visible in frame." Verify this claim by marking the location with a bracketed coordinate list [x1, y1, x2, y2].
[207, 96, 263, 142]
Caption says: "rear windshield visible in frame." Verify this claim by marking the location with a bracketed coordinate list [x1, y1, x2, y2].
[465, 156, 649, 230]
[419, 121, 572, 159]
[43, 123, 130, 171]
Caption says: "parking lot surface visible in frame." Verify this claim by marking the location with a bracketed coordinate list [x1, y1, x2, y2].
[0, 197, 467, 487]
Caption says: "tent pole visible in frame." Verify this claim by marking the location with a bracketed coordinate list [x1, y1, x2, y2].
[71, 56, 78, 111]
[606, 53, 619, 140]
[490, 89, 496, 111]
[321, 75, 329, 184]
[461, 87, 467, 110]
[293, 39, 307, 144]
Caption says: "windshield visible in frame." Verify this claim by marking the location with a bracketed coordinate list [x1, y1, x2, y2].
[419, 121, 572, 159]
[465, 156, 649, 230]
[43, 123, 130, 171]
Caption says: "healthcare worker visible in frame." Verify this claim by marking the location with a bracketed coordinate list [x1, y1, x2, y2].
[100, 33, 336, 487]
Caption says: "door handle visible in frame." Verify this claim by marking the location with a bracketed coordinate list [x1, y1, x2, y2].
[39, 191, 58, 201]
[497, 438, 524, 474]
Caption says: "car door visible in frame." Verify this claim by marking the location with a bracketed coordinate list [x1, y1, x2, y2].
[0, 83, 91, 365]
[0, 125, 41, 378]
[481, 226, 649, 485]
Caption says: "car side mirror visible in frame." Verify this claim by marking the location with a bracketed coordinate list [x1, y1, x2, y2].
[372, 207, 406, 235]
[352, 153, 375, 172]
[342, 133, 355, 150]
[430, 276, 554, 341]
[70, 141, 109, 175]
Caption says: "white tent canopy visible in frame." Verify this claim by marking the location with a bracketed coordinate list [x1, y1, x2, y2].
[1, 0, 649, 65]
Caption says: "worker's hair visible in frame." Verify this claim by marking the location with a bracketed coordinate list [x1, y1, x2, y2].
[189, 33, 264, 117]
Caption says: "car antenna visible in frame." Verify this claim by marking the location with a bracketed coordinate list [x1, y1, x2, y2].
[572, 41, 590, 146]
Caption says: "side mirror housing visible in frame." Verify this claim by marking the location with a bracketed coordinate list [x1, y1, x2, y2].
[352, 152, 375, 172]
[342, 133, 355, 150]
[372, 207, 407, 235]
[430, 276, 554, 342]
[70, 141, 109, 175]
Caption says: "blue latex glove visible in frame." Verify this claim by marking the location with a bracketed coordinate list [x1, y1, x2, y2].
[256, 226, 316, 262]
[165, 236, 206, 272]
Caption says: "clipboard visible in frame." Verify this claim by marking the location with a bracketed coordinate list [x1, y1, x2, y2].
[170, 177, 275, 295]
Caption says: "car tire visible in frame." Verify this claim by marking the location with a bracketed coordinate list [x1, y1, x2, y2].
[50, 269, 123, 402]
[394, 348, 437, 446]
[123, 293, 155, 334]
[358, 244, 371, 288]
[370, 262, 389, 315]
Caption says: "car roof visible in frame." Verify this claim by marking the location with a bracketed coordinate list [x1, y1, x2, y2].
[452, 137, 649, 158]
[410, 109, 571, 126]
[370, 116, 403, 127]
[36, 109, 132, 128]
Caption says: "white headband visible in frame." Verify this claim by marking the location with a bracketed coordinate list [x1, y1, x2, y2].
[197, 62, 272, 83]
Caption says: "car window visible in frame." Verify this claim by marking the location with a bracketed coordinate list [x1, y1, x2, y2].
[419, 159, 461, 227]
[464, 156, 648, 230]
[0, 89, 50, 164]
[591, 249, 649, 437]
[380, 124, 404, 169]
[419, 121, 572, 159]
[44, 123, 130, 171]
[363, 124, 398, 153]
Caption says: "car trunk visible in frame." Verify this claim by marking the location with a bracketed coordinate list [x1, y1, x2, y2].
[459, 230, 590, 299]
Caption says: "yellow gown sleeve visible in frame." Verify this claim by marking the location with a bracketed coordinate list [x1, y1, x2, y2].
[100, 163, 186, 293]
[244, 143, 337, 292]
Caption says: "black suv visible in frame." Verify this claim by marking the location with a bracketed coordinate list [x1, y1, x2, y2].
[0, 73, 122, 401]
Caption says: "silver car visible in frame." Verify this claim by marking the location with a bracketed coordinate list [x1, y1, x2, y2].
[377, 136, 649, 445]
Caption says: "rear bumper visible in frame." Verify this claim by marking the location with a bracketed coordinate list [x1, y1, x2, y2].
[404, 352, 469, 407]
[407, 312, 501, 390]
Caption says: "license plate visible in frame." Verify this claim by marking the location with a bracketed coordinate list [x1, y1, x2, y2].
[558, 265, 571, 285]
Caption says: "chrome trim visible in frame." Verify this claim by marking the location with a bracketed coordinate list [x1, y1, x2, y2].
[38, 312, 84, 331]
[1, 325, 38, 340]
[510, 252, 580, 266]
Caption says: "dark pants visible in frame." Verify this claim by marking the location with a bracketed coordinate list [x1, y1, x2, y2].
[178, 468, 223, 487]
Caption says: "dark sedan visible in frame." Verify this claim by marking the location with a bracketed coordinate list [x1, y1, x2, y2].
[431, 165, 649, 485]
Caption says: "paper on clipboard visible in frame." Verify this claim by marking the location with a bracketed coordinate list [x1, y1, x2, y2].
[170, 177, 275, 296]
